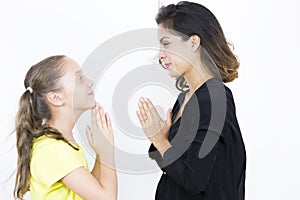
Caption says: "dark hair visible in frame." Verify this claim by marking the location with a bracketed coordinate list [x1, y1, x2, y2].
[156, 1, 239, 91]
[14, 55, 78, 200]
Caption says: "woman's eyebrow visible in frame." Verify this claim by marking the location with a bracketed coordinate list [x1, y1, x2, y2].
[160, 36, 170, 43]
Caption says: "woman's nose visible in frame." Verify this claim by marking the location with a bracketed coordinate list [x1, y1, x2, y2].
[158, 49, 166, 61]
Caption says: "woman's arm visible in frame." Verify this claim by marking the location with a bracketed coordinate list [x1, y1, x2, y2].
[138, 94, 221, 195]
[152, 129, 220, 195]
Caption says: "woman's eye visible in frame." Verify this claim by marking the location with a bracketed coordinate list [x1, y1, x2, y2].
[162, 42, 169, 47]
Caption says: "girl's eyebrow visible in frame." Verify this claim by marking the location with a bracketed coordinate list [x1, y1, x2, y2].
[74, 69, 83, 75]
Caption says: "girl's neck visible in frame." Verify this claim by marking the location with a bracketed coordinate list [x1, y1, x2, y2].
[47, 111, 78, 142]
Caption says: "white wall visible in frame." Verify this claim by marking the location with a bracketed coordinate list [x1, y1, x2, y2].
[1, 0, 300, 199]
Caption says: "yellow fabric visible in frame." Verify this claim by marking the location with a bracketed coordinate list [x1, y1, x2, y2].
[30, 135, 89, 200]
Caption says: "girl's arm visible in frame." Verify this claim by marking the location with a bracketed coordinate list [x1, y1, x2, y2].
[62, 166, 117, 200]
[63, 104, 117, 200]
[91, 156, 101, 181]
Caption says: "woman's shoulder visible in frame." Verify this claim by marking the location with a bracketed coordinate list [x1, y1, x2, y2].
[194, 78, 233, 100]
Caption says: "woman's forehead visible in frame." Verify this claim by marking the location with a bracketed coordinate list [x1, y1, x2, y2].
[157, 25, 185, 41]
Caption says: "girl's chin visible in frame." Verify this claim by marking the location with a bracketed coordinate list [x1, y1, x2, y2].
[83, 100, 97, 110]
[91, 101, 97, 109]
[86, 100, 96, 110]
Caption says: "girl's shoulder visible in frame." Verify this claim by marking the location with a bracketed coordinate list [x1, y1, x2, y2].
[32, 135, 77, 155]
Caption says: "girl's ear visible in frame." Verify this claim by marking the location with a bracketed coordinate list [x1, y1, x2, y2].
[46, 92, 64, 106]
[189, 35, 201, 52]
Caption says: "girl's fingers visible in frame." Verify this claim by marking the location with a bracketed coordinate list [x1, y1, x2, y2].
[85, 125, 93, 144]
[99, 106, 107, 127]
[105, 113, 112, 129]
[94, 105, 105, 128]
[91, 108, 97, 128]
[98, 106, 112, 130]
[96, 108, 101, 127]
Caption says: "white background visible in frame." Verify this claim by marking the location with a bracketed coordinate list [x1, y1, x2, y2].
[1, 0, 300, 199]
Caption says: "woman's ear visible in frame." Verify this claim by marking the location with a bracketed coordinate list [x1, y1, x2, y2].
[189, 35, 201, 52]
[46, 92, 64, 106]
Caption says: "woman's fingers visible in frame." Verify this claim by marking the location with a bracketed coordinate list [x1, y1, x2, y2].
[145, 98, 161, 119]
[138, 97, 161, 123]
[140, 97, 152, 111]
[166, 108, 172, 125]
[136, 110, 146, 126]
[138, 101, 148, 121]
[145, 98, 154, 108]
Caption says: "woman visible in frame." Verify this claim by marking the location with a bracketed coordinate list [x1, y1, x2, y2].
[14, 55, 117, 200]
[137, 1, 246, 200]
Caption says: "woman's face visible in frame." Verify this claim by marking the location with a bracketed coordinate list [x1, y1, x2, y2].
[60, 57, 95, 112]
[157, 24, 195, 78]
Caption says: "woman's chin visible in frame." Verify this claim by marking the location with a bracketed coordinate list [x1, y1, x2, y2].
[168, 69, 181, 78]
[168, 72, 176, 77]
[169, 73, 180, 78]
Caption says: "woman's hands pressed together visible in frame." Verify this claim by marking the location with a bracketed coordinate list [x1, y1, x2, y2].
[136, 97, 172, 156]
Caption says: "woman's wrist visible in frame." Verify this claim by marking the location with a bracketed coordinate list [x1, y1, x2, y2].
[152, 137, 171, 157]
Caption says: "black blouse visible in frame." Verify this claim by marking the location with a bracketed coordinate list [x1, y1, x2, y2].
[149, 78, 246, 200]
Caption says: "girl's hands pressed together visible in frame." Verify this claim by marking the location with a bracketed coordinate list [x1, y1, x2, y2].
[86, 103, 115, 162]
[136, 97, 172, 156]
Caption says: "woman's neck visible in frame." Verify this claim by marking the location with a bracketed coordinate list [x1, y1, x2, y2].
[184, 66, 213, 94]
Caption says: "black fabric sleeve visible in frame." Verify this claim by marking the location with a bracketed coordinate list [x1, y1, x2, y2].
[149, 83, 227, 195]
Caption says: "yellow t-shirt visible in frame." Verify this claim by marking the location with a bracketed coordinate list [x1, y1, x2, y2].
[30, 135, 89, 200]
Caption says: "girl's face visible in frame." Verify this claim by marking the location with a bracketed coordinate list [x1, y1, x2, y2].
[157, 24, 197, 78]
[60, 57, 95, 112]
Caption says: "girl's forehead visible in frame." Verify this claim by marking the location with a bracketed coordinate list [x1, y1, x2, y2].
[62, 57, 81, 73]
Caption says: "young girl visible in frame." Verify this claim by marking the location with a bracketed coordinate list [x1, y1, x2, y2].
[14, 55, 118, 200]
[137, 1, 246, 200]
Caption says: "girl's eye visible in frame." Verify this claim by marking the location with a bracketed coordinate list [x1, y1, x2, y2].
[162, 42, 169, 47]
[78, 75, 85, 80]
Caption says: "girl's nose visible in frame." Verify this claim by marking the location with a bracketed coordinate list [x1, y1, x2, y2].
[88, 78, 94, 87]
